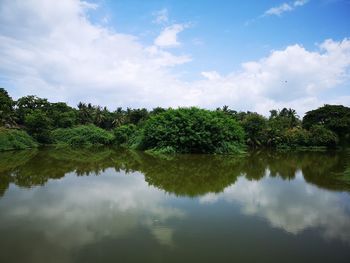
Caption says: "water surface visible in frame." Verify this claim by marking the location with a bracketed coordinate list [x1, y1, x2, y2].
[0, 148, 350, 263]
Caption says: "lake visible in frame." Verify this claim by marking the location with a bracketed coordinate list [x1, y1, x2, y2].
[0, 148, 350, 263]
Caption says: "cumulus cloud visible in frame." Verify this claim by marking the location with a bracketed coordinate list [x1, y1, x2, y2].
[154, 23, 188, 48]
[0, 0, 349, 115]
[201, 71, 221, 80]
[191, 39, 350, 114]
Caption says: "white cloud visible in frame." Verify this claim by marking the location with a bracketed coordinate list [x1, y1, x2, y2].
[0, 0, 349, 116]
[190, 39, 350, 115]
[264, 0, 309, 17]
[153, 8, 169, 24]
[154, 23, 188, 48]
[294, 0, 309, 7]
[201, 71, 221, 80]
[264, 3, 293, 16]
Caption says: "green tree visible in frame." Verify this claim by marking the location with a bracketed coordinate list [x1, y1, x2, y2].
[126, 108, 149, 125]
[309, 125, 338, 147]
[303, 104, 350, 143]
[77, 102, 94, 124]
[0, 88, 16, 126]
[24, 109, 53, 143]
[241, 113, 267, 147]
[48, 102, 77, 128]
[16, 95, 49, 124]
[112, 107, 126, 127]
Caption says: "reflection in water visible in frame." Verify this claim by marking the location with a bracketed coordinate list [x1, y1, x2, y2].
[0, 147, 350, 263]
[1, 148, 349, 196]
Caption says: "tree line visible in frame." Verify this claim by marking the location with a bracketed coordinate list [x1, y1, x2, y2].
[0, 87, 349, 153]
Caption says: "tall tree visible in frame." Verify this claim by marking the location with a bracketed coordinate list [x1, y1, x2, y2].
[0, 88, 15, 126]
[303, 104, 350, 142]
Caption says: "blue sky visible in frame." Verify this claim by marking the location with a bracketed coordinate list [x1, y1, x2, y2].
[0, 0, 349, 115]
[99, 0, 350, 76]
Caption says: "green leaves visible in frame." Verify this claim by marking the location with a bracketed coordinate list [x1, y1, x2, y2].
[51, 125, 114, 146]
[140, 107, 245, 154]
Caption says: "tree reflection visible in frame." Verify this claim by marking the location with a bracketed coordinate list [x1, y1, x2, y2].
[0, 147, 349, 197]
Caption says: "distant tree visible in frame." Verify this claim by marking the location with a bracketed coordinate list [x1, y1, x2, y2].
[126, 108, 149, 125]
[48, 102, 77, 128]
[77, 102, 93, 124]
[16, 95, 49, 124]
[150, 107, 167, 116]
[24, 109, 53, 143]
[112, 107, 126, 127]
[216, 105, 237, 118]
[309, 125, 338, 147]
[268, 108, 301, 133]
[0, 88, 16, 126]
[93, 106, 105, 127]
[241, 113, 268, 147]
[303, 105, 350, 142]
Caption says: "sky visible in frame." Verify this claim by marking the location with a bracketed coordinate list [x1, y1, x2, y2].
[0, 0, 350, 115]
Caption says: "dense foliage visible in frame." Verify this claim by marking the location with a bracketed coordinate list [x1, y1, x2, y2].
[303, 105, 350, 144]
[0, 88, 16, 126]
[140, 108, 245, 154]
[0, 87, 348, 152]
[0, 128, 38, 151]
[52, 125, 114, 146]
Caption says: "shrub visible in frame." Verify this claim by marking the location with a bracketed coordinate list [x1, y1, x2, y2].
[51, 125, 114, 146]
[283, 127, 311, 147]
[0, 128, 38, 151]
[139, 107, 245, 154]
[113, 124, 137, 146]
[309, 125, 338, 147]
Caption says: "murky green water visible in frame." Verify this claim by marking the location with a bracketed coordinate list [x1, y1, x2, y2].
[0, 148, 350, 263]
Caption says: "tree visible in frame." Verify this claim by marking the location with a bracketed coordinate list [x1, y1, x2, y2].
[150, 107, 167, 116]
[241, 113, 267, 147]
[0, 88, 15, 126]
[126, 108, 149, 125]
[112, 107, 126, 127]
[269, 108, 300, 130]
[48, 102, 77, 128]
[303, 104, 350, 143]
[77, 102, 93, 124]
[24, 109, 53, 143]
[16, 95, 49, 124]
[309, 125, 338, 147]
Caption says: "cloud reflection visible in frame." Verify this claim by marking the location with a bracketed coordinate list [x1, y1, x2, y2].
[200, 171, 350, 243]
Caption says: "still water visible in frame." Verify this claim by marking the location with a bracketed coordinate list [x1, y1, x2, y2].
[0, 148, 350, 263]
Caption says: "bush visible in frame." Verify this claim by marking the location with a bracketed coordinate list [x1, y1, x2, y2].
[113, 124, 138, 146]
[0, 128, 38, 151]
[309, 125, 338, 147]
[139, 107, 245, 154]
[283, 127, 311, 147]
[51, 125, 114, 146]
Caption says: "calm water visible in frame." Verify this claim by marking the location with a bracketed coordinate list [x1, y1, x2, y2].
[0, 148, 350, 263]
